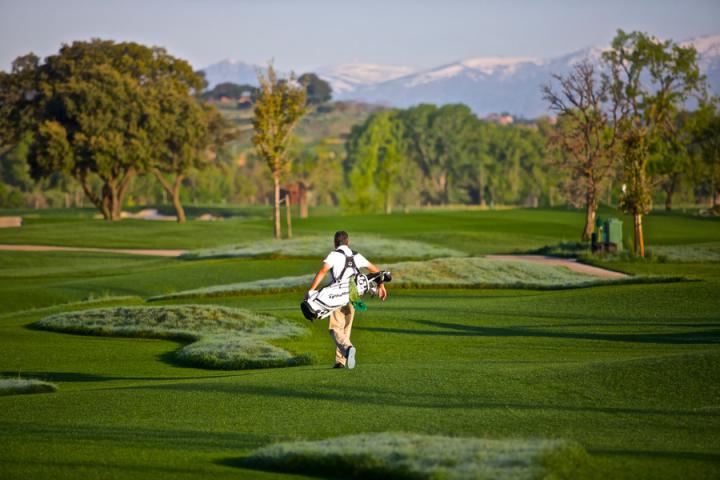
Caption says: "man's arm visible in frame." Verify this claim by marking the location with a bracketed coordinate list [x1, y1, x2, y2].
[307, 263, 332, 296]
[366, 261, 388, 301]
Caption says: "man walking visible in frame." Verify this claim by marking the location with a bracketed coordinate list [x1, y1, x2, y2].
[307, 231, 387, 369]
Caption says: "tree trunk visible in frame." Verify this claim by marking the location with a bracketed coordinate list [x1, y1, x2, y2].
[110, 182, 121, 220]
[436, 172, 447, 204]
[384, 189, 392, 215]
[664, 173, 678, 212]
[273, 175, 281, 239]
[152, 169, 185, 223]
[478, 168, 485, 206]
[79, 173, 109, 219]
[582, 192, 596, 242]
[172, 175, 186, 223]
[634, 213, 645, 257]
[285, 191, 292, 239]
[299, 182, 309, 219]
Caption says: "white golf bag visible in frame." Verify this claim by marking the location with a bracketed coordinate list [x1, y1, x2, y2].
[300, 271, 391, 321]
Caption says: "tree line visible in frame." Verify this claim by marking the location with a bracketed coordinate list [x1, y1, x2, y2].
[1, 33, 719, 250]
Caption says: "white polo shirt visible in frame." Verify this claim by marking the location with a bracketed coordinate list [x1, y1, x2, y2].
[323, 245, 369, 283]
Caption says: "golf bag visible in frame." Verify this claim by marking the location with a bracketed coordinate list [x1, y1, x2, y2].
[300, 271, 392, 321]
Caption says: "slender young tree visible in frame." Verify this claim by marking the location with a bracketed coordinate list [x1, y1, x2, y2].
[603, 29, 706, 254]
[252, 64, 307, 238]
[542, 60, 619, 241]
[619, 129, 652, 256]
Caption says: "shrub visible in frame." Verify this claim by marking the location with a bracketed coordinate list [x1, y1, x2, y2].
[242, 432, 589, 480]
[0, 377, 57, 396]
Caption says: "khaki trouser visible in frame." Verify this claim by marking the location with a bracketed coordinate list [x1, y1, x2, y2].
[329, 303, 355, 365]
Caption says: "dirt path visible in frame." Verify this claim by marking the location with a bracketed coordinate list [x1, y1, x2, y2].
[0, 244, 185, 257]
[486, 254, 627, 278]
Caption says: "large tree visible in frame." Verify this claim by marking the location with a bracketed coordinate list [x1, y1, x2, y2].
[399, 104, 477, 205]
[543, 60, 620, 241]
[149, 80, 228, 223]
[603, 29, 705, 254]
[0, 40, 208, 220]
[252, 64, 307, 238]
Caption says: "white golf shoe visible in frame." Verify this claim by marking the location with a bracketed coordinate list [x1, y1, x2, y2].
[346, 346, 356, 369]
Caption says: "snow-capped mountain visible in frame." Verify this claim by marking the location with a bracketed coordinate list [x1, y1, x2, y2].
[338, 35, 719, 117]
[201, 34, 720, 117]
[315, 64, 416, 93]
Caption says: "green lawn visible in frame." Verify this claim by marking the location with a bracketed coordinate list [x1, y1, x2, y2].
[0, 208, 719, 479]
[4, 206, 719, 253]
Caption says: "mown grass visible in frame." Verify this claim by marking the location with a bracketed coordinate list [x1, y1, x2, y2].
[0, 209, 719, 480]
[0, 377, 57, 396]
[0, 250, 319, 315]
[4, 206, 718, 254]
[34, 305, 312, 370]
[241, 432, 589, 479]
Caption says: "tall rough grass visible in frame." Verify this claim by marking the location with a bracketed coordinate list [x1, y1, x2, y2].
[0, 377, 57, 396]
[35, 305, 312, 370]
[533, 241, 720, 263]
[181, 235, 465, 260]
[242, 432, 589, 480]
[150, 257, 654, 301]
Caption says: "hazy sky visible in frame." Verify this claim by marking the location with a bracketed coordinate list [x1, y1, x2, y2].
[1, 0, 719, 71]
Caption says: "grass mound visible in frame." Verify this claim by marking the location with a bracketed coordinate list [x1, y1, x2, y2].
[642, 244, 720, 262]
[389, 257, 615, 288]
[34, 305, 312, 370]
[533, 241, 720, 263]
[241, 433, 589, 480]
[181, 235, 465, 260]
[0, 377, 57, 396]
[150, 257, 657, 301]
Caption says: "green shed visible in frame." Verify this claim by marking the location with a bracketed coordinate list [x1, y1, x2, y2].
[604, 218, 623, 251]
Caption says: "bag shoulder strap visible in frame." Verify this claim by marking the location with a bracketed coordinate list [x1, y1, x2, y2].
[335, 247, 358, 281]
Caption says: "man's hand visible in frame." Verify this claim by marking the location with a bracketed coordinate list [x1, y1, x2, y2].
[378, 283, 387, 301]
[304, 289, 318, 301]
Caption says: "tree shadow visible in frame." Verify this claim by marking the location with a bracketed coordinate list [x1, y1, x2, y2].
[358, 319, 720, 345]
[590, 448, 720, 463]
[130, 382, 719, 418]
[215, 456, 348, 479]
[0, 370, 263, 383]
[1, 422, 269, 452]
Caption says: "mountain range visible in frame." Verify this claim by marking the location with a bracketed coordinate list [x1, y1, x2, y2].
[201, 34, 720, 118]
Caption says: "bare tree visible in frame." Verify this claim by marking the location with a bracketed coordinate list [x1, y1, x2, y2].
[542, 60, 620, 241]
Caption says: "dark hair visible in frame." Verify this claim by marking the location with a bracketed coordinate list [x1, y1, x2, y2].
[334, 231, 349, 247]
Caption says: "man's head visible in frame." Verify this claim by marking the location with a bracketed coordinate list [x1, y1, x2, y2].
[334, 230, 349, 248]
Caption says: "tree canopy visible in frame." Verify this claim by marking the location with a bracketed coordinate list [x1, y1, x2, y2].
[0, 39, 219, 220]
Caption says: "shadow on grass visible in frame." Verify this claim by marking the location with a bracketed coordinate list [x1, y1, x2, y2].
[0, 370, 252, 383]
[591, 448, 720, 463]
[358, 320, 720, 345]
[0, 422, 269, 452]
[130, 382, 719, 418]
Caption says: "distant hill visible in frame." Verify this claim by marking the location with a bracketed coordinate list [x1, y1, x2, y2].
[202, 60, 263, 89]
[201, 34, 720, 117]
